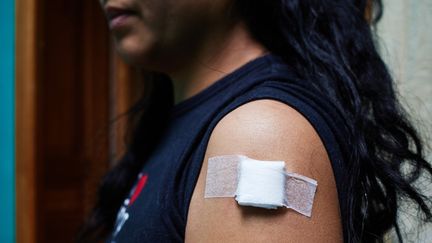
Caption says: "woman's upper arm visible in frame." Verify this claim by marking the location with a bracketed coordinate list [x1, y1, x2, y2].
[185, 99, 343, 243]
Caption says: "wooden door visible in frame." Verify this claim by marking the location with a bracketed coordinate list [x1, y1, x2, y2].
[16, 0, 140, 242]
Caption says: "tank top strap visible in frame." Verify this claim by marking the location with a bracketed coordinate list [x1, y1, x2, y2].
[181, 79, 350, 242]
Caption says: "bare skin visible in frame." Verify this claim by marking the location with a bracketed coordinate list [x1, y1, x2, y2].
[100, 0, 267, 103]
[168, 22, 268, 104]
[100, 0, 343, 241]
[185, 100, 343, 242]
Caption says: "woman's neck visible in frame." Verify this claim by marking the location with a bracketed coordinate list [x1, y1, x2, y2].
[167, 22, 268, 104]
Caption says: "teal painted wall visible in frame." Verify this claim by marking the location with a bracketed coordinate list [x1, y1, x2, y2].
[0, 0, 16, 242]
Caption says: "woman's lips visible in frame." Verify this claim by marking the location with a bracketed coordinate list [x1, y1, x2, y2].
[105, 6, 138, 29]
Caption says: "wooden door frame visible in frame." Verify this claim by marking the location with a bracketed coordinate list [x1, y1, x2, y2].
[16, 0, 38, 242]
[15, 0, 139, 241]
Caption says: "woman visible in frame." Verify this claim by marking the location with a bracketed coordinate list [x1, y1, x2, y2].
[78, 0, 432, 242]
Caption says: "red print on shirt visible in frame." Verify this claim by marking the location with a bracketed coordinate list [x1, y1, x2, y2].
[130, 173, 148, 205]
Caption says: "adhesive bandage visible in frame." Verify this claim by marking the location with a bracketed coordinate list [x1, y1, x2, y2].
[204, 155, 318, 217]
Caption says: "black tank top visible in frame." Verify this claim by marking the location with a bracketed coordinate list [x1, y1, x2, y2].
[109, 53, 350, 243]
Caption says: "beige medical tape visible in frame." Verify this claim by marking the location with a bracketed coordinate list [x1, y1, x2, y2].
[204, 155, 318, 217]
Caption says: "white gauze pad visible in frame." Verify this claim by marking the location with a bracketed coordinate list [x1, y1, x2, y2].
[204, 155, 318, 217]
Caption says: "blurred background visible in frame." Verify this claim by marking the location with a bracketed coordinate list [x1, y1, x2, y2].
[0, 0, 431, 242]
[378, 0, 432, 241]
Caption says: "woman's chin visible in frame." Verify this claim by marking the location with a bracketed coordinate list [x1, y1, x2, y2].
[113, 35, 180, 73]
[115, 43, 154, 67]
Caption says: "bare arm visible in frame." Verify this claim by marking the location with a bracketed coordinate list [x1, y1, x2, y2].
[185, 99, 343, 243]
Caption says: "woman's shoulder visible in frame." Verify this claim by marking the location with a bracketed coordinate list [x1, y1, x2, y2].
[207, 99, 327, 168]
[185, 99, 343, 242]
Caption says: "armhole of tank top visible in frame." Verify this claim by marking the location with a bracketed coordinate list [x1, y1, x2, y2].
[183, 86, 347, 223]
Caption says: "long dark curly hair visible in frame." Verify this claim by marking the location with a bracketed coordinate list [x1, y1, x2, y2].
[78, 0, 432, 242]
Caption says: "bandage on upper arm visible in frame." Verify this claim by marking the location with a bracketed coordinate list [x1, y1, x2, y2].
[204, 155, 318, 217]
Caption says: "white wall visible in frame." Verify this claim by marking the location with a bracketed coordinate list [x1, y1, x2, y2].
[378, 0, 432, 242]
